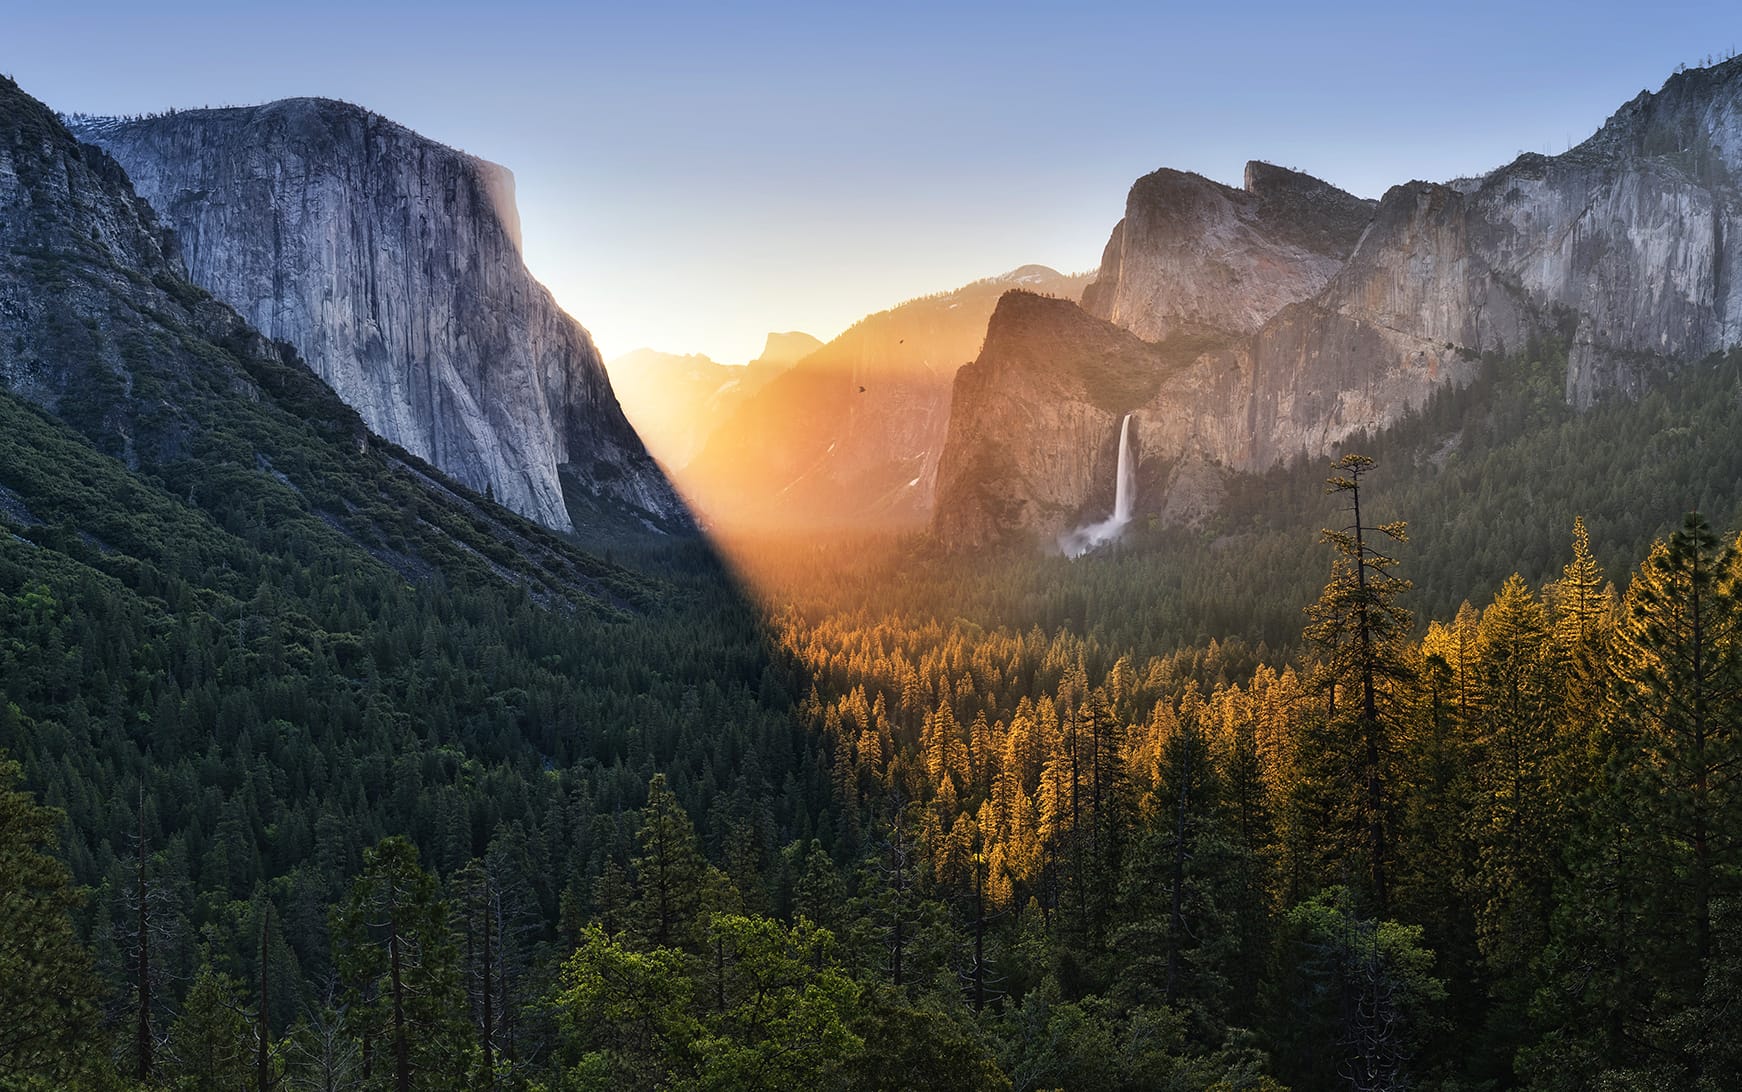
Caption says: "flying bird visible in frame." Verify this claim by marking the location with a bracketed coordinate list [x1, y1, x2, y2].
[858, 385, 867, 393]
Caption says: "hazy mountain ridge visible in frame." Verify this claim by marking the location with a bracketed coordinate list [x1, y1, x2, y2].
[68, 98, 690, 536]
[934, 56, 1742, 548]
[606, 331, 821, 469]
[682, 265, 1090, 531]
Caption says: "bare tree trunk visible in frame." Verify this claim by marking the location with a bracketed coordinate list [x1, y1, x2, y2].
[259, 907, 272, 1091]
[1350, 474, 1389, 909]
[481, 890, 495, 1088]
[389, 907, 410, 1092]
[136, 792, 152, 1082]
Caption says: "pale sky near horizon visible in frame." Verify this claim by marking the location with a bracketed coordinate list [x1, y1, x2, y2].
[6, 0, 1740, 362]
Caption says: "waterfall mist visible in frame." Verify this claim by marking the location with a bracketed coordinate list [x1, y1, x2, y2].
[1059, 412, 1136, 558]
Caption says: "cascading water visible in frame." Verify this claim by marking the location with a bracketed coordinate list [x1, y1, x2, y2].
[1059, 412, 1137, 558]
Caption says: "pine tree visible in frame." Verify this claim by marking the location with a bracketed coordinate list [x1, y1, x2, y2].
[1303, 454, 1413, 909]
[0, 751, 102, 1086]
[1113, 686, 1238, 1035]
[165, 964, 252, 1092]
[629, 774, 708, 949]
[333, 837, 472, 1091]
[857, 798, 920, 989]
[592, 858, 634, 939]
[1548, 516, 1616, 747]
[793, 839, 845, 933]
[1214, 688, 1279, 1029]
[1612, 516, 1742, 967]
[452, 859, 500, 1088]
[1532, 515, 1742, 1087]
[1607, 516, 1742, 1065]
[1550, 516, 1613, 653]
[1466, 574, 1561, 1013]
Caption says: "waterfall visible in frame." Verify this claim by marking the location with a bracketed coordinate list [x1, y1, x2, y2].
[1059, 412, 1137, 558]
[1112, 411, 1135, 524]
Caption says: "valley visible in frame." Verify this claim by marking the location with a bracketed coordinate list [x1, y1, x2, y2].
[4, 38, 1742, 1092]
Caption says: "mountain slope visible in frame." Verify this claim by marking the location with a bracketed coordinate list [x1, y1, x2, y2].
[69, 99, 689, 535]
[607, 331, 819, 469]
[682, 266, 1090, 531]
[0, 76, 810, 994]
[1, 76, 648, 609]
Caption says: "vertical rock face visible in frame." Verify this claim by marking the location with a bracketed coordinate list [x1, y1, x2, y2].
[1301, 56, 1742, 406]
[932, 293, 1186, 549]
[1081, 163, 1376, 341]
[935, 58, 1742, 549]
[70, 100, 689, 534]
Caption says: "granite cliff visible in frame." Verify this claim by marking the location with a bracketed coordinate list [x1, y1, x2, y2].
[70, 99, 688, 535]
[0, 76, 636, 603]
[935, 58, 1742, 549]
[1081, 162, 1374, 341]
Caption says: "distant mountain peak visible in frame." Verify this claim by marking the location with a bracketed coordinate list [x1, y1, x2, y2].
[753, 331, 824, 368]
[991, 264, 1068, 286]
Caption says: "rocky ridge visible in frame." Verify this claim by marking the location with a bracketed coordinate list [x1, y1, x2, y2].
[934, 58, 1742, 549]
[0, 75, 637, 606]
[1081, 162, 1375, 341]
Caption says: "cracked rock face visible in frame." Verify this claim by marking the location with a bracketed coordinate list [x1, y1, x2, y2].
[72, 99, 689, 534]
[1081, 162, 1376, 342]
[935, 58, 1742, 549]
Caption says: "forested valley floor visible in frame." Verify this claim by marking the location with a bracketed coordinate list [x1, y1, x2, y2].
[8, 343, 1742, 1090]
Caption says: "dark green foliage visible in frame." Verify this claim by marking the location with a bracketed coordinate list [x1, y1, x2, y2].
[0, 750, 103, 1087]
[1527, 515, 1742, 1089]
[1273, 889, 1447, 1091]
[995, 988, 1279, 1092]
[628, 774, 709, 950]
[0, 383, 812, 1028]
[162, 965, 251, 1092]
[1113, 689, 1242, 1038]
[332, 837, 470, 1091]
[1303, 454, 1413, 910]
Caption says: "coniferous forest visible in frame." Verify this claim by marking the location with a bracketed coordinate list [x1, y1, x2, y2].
[9, 338, 1742, 1088]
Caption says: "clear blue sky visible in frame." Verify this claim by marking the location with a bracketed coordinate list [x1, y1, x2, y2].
[7, 0, 1739, 361]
